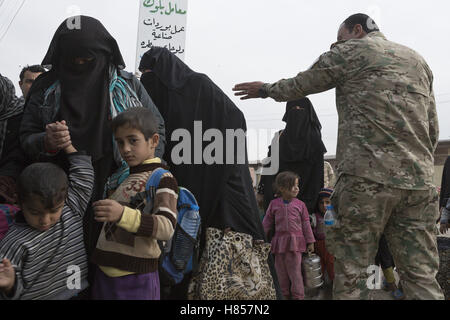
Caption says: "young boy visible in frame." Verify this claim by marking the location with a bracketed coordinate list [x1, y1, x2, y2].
[0, 127, 94, 300]
[90, 107, 178, 300]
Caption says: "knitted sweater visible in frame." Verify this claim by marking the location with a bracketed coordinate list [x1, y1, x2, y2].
[91, 159, 178, 275]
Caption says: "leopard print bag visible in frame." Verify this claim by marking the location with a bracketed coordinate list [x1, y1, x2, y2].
[188, 227, 276, 300]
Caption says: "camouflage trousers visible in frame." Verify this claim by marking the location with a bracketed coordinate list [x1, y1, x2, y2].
[326, 174, 444, 300]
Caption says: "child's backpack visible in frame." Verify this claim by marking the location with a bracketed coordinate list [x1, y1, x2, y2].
[0, 204, 19, 241]
[130, 168, 201, 287]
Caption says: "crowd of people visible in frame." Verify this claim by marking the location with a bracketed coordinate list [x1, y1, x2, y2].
[0, 12, 448, 300]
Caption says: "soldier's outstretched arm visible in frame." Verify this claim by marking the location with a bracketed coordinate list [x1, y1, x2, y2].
[233, 49, 348, 102]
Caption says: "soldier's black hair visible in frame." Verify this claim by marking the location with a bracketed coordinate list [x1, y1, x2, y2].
[17, 163, 69, 209]
[19, 65, 46, 82]
[343, 13, 380, 34]
[111, 107, 158, 140]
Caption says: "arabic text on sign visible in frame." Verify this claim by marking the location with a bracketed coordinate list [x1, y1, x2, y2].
[143, 0, 187, 15]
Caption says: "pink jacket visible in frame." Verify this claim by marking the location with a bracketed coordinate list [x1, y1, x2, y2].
[263, 197, 315, 254]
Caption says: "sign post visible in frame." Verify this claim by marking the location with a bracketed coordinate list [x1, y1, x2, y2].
[135, 0, 188, 73]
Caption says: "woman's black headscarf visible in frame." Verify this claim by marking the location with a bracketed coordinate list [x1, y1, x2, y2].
[280, 98, 326, 162]
[39, 16, 125, 161]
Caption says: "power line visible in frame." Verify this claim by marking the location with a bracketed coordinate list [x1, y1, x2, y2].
[0, 0, 26, 43]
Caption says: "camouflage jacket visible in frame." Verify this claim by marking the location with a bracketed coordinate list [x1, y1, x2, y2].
[262, 32, 438, 190]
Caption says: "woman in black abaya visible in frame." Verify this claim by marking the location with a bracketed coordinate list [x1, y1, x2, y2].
[139, 47, 282, 299]
[20, 16, 166, 295]
[257, 99, 326, 215]
[279, 98, 326, 214]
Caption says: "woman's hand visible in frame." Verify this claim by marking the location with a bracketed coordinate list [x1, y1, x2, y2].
[44, 120, 72, 152]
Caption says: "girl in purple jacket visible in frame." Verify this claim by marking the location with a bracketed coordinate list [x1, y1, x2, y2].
[262, 171, 315, 300]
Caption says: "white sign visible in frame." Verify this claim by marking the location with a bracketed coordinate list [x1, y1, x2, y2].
[135, 0, 188, 72]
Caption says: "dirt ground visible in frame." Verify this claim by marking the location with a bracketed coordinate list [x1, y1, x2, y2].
[304, 266, 415, 300]
[304, 274, 399, 300]
[304, 231, 449, 300]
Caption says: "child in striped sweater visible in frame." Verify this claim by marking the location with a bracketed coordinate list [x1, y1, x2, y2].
[91, 107, 178, 300]
[0, 134, 94, 300]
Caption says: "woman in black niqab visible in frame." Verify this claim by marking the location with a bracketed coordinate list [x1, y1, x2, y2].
[33, 18, 125, 264]
[139, 47, 282, 299]
[20, 17, 167, 297]
[140, 47, 258, 237]
[41, 16, 125, 161]
[279, 98, 327, 214]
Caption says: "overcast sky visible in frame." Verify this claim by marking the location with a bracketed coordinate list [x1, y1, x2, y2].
[1, 0, 449, 161]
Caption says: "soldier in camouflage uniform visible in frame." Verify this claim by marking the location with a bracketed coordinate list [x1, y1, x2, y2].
[233, 13, 444, 300]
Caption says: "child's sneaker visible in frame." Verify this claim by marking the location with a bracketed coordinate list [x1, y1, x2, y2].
[392, 288, 405, 300]
[382, 279, 396, 292]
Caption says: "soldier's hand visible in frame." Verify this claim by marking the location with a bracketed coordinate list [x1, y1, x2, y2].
[307, 243, 315, 254]
[232, 81, 264, 100]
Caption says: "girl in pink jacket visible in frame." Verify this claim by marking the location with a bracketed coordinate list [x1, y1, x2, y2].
[262, 171, 315, 300]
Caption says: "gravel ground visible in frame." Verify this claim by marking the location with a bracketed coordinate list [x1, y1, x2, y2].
[303, 230, 450, 301]
[304, 273, 399, 300]
[267, 212, 450, 300]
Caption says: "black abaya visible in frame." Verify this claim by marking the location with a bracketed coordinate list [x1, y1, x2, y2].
[440, 156, 450, 209]
[139, 47, 282, 299]
[279, 98, 326, 214]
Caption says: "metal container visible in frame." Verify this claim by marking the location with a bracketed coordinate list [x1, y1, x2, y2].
[306, 274, 324, 289]
[302, 253, 324, 289]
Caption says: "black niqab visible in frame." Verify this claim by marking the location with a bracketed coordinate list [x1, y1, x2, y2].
[140, 72, 169, 121]
[280, 98, 326, 162]
[40, 16, 125, 161]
